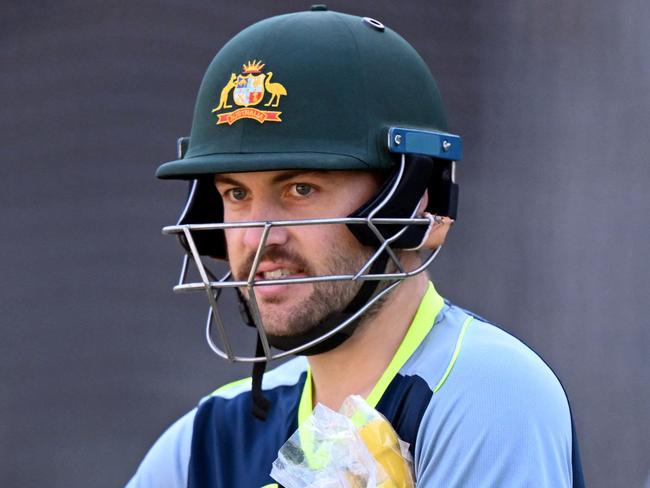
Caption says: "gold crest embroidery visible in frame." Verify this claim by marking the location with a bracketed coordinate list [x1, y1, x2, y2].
[212, 60, 287, 125]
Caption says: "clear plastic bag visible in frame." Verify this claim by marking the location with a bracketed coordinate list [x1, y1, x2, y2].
[340, 396, 414, 488]
[271, 395, 414, 488]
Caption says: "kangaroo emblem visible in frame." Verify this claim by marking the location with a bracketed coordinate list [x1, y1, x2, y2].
[213, 73, 237, 112]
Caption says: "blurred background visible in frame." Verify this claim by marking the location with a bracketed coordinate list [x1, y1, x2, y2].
[2, 1, 649, 486]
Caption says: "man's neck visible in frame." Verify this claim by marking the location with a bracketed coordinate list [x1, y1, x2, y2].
[306, 271, 429, 411]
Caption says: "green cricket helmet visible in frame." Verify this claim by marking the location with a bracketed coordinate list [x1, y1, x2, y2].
[159, 7, 462, 374]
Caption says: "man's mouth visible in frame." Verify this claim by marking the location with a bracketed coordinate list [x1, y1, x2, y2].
[250, 265, 309, 299]
[260, 268, 298, 280]
[252, 263, 307, 283]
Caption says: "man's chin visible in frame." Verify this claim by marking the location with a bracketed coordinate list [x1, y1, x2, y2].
[258, 307, 323, 339]
[258, 314, 306, 337]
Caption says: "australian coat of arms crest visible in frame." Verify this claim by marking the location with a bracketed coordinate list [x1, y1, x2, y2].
[212, 60, 287, 125]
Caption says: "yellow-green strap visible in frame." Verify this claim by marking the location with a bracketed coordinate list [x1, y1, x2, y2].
[366, 282, 444, 407]
[298, 367, 313, 426]
[433, 315, 474, 393]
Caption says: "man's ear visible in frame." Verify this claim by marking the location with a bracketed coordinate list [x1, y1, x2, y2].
[423, 215, 454, 249]
[417, 190, 455, 249]
[417, 190, 429, 214]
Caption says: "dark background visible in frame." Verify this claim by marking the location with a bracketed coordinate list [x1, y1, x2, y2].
[2, 1, 649, 487]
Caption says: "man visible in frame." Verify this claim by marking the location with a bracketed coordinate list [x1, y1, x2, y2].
[128, 6, 584, 487]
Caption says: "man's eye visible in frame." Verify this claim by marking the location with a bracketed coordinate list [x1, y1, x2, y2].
[292, 183, 313, 197]
[227, 188, 247, 201]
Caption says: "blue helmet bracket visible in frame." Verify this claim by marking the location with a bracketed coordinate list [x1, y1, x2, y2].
[387, 127, 462, 161]
[386, 127, 461, 221]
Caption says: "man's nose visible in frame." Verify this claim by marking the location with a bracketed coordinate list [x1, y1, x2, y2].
[241, 204, 289, 252]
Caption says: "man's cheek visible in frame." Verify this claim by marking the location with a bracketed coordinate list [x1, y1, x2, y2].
[224, 232, 242, 264]
[223, 229, 238, 248]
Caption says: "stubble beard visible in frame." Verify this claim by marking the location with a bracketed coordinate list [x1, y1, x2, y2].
[235, 246, 373, 338]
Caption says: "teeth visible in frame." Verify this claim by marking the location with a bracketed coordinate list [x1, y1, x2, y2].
[263, 268, 294, 280]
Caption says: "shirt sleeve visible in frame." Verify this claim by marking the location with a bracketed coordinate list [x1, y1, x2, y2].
[414, 320, 574, 487]
[125, 408, 196, 488]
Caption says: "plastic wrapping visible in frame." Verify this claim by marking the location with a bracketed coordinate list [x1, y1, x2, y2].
[271, 395, 414, 487]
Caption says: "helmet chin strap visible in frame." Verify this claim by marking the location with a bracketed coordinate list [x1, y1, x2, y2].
[246, 253, 391, 420]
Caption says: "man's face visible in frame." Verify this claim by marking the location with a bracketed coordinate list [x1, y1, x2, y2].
[215, 170, 381, 337]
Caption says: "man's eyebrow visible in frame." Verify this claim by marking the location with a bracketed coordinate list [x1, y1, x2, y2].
[269, 170, 328, 183]
[214, 174, 244, 187]
[214, 170, 329, 186]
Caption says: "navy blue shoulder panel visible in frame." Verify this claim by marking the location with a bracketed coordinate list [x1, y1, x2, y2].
[459, 307, 586, 487]
[376, 374, 433, 457]
[188, 372, 306, 488]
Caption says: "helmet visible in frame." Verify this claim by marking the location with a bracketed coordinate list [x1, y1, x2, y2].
[158, 7, 462, 366]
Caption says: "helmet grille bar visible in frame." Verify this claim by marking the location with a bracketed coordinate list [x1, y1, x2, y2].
[246, 223, 274, 360]
[182, 226, 235, 361]
[361, 155, 409, 274]
[178, 254, 190, 288]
